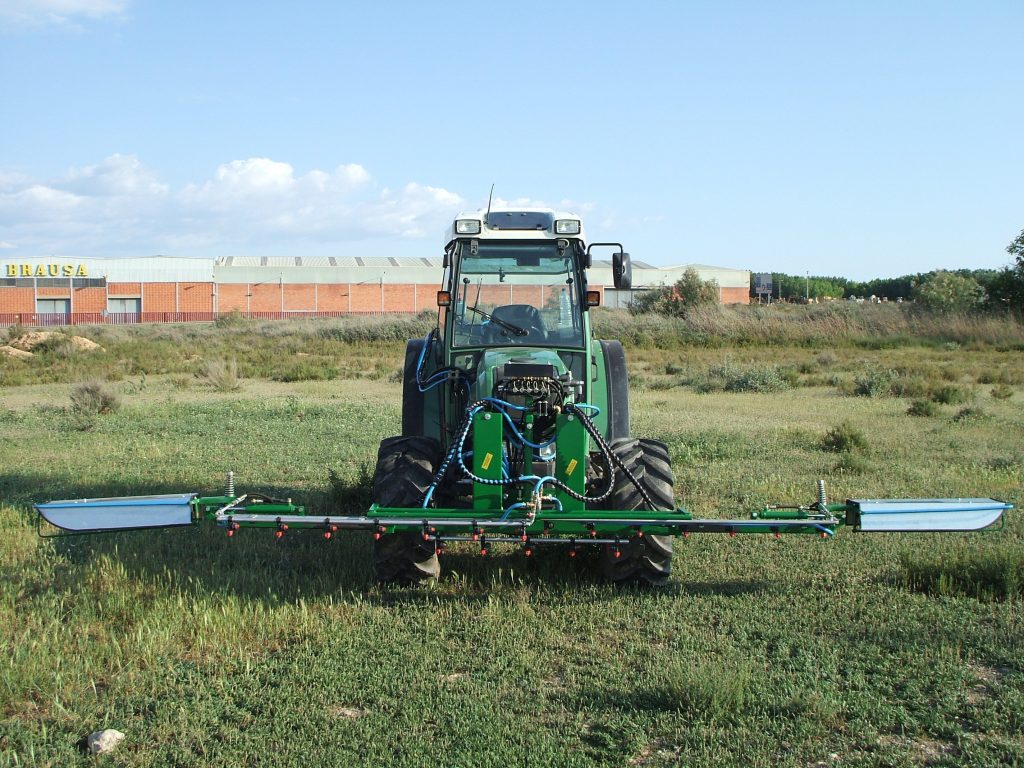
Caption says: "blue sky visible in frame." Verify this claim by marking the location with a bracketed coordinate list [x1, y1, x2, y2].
[1, 1, 1021, 280]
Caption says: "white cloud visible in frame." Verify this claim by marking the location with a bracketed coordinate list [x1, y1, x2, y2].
[0, 154, 469, 255]
[0, 240, 15, 249]
[0, 0, 129, 26]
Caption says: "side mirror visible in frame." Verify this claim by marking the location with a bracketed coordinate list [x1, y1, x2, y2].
[612, 251, 632, 290]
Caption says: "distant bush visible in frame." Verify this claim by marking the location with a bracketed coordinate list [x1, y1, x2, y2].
[990, 384, 1013, 400]
[70, 380, 121, 415]
[852, 367, 895, 397]
[931, 384, 966, 405]
[821, 421, 868, 453]
[907, 399, 937, 417]
[953, 406, 986, 422]
[273, 359, 339, 382]
[912, 271, 986, 313]
[628, 267, 719, 317]
[202, 358, 243, 391]
[214, 310, 249, 329]
[695, 361, 791, 393]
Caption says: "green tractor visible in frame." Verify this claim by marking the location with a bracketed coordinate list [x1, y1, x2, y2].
[34, 208, 1011, 585]
[372, 207, 675, 584]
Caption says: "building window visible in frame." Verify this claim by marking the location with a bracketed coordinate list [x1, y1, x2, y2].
[107, 297, 141, 314]
[36, 298, 70, 314]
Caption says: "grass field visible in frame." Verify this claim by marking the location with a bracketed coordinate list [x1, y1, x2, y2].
[2, 314, 1023, 766]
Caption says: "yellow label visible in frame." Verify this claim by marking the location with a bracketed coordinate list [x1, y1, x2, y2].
[481, 452, 493, 470]
[566, 459, 578, 476]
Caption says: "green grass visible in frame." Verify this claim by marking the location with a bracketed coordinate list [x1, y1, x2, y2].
[1, 333, 1023, 766]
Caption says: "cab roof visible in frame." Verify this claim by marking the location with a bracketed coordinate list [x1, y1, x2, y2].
[444, 207, 586, 247]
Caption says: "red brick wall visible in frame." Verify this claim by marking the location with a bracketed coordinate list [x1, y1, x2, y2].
[178, 283, 214, 312]
[108, 282, 141, 296]
[72, 287, 106, 313]
[0, 288, 36, 313]
[720, 287, 750, 305]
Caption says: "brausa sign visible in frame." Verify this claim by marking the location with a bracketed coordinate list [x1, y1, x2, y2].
[5, 263, 89, 278]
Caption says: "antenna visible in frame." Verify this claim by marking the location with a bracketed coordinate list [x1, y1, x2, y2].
[485, 184, 495, 220]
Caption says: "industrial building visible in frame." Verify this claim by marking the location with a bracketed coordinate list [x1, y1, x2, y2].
[1, 256, 750, 325]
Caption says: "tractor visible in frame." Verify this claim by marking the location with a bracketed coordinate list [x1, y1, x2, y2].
[35, 207, 1011, 585]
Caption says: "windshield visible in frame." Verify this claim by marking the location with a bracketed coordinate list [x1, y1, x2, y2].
[451, 241, 584, 349]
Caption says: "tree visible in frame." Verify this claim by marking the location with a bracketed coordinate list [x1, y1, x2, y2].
[912, 270, 986, 313]
[629, 268, 719, 316]
[991, 229, 1024, 312]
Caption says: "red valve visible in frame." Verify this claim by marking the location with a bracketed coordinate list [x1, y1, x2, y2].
[226, 529, 235, 538]
[636, 530, 645, 539]
[568, 549, 576, 558]
[524, 548, 533, 557]
[683, 532, 691, 540]
[324, 531, 333, 540]
[373, 532, 382, 540]
[613, 549, 622, 559]
[480, 547, 488, 556]
[275, 530, 284, 540]
[774, 532, 781, 539]
[729, 531, 737, 538]
[520, 533, 528, 542]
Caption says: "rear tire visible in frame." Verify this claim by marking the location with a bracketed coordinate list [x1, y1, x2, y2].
[372, 436, 441, 584]
[602, 438, 675, 586]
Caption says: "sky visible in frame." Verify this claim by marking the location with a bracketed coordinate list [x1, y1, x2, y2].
[0, 1, 1021, 280]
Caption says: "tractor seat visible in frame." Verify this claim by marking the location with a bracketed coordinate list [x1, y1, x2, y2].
[489, 304, 547, 342]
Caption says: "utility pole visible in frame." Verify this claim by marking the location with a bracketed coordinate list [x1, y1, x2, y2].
[805, 272, 809, 302]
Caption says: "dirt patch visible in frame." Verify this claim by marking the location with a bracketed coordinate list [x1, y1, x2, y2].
[329, 705, 366, 719]
[9, 331, 61, 351]
[69, 335, 104, 352]
[878, 734, 955, 764]
[0, 345, 33, 359]
[967, 663, 1009, 705]
[8, 331, 104, 353]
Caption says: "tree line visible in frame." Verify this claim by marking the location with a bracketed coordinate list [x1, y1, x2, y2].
[751, 229, 1024, 312]
[631, 229, 1024, 316]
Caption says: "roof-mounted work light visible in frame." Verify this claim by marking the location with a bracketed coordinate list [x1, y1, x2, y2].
[455, 219, 482, 235]
[554, 219, 581, 235]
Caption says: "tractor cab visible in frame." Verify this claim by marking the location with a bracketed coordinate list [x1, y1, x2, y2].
[441, 209, 592, 351]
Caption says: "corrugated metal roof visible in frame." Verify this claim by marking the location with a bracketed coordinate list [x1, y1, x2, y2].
[4, 256, 749, 289]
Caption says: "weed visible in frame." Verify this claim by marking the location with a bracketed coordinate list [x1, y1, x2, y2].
[852, 366, 895, 397]
[901, 549, 1023, 600]
[907, 399, 938, 417]
[651, 659, 750, 716]
[835, 453, 870, 474]
[273, 359, 339, 382]
[814, 350, 839, 367]
[70, 380, 121, 415]
[931, 384, 967, 405]
[953, 406, 986, 422]
[201, 357, 243, 391]
[990, 384, 1013, 400]
[821, 421, 868, 453]
[214, 310, 249, 329]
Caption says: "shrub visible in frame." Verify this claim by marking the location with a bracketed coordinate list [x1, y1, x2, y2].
[214, 310, 249, 329]
[821, 421, 868, 453]
[931, 384, 966, 405]
[953, 406, 986, 422]
[628, 268, 719, 318]
[990, 384, 1013, 400]
[273, 359, 339, 382]
[912, 271, 986, 313]
[907, 399, 937, 417]
[201, 358, 243, 391]
[723, 366, 791, 393]
[852, 367, 895, 397]
[70, 380, 121, 415]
